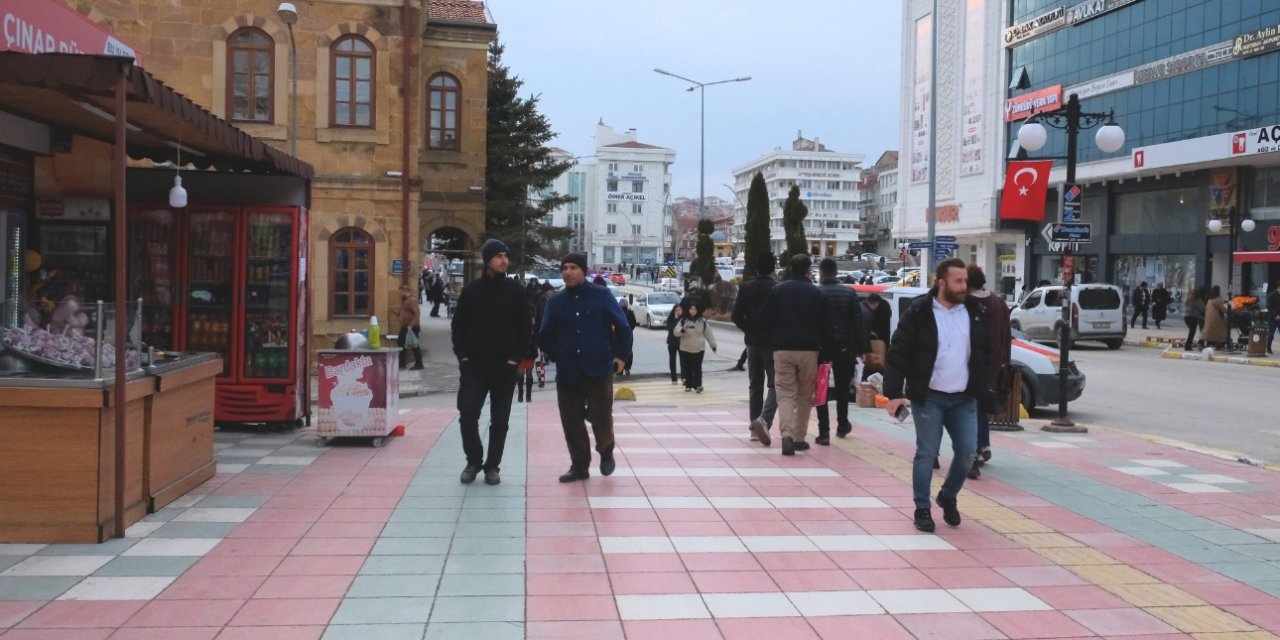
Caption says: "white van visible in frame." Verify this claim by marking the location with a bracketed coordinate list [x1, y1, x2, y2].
[854, 284, 1086, 412]
[1009, 283, 1126, 350]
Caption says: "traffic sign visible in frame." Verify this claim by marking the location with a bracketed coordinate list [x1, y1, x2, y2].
[935, 242, 960, 251]
[1042, 222, 1092, 244]
[908, 241, 933, 249]
[934, 235, 957, 243]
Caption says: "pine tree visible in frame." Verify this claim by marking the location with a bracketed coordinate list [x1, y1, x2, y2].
[780, 185, 809, 277]
[484, 39, 574, 270]
[743, 172, 771, 278]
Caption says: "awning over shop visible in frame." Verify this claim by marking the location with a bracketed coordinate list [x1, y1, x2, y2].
[0, 52, 313, 178]
[1234, 251, 1280, 263]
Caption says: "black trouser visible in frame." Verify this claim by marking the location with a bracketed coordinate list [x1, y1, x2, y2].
[556, 374, 616, 471]
[679, 350, 705, 389]
[398, 326, 422, 368]
[815, 349, 855, 437]
[430, 300, 442, 317]
[519, 366, 534, 400]
[457, 362, 517, 471]
[1184, 316, 1199, 350]
[747, 344, 777, 427]
[667, 342, 681, 382]
[1131, 305, 1148, 328]
[736, 348, 748, 367]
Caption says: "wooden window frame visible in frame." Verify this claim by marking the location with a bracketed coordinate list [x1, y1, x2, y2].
[331, 35, 375, 128]
[427, 73, 461, 150]
[227, 27, 274, 123]
[330, 227, 374, 318]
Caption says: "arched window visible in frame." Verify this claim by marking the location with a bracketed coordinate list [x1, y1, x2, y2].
[427, 73, 460, 150]
[330, 228, 373, 317]
[331, 35, 375, 127]
[227, 28, 274, 122]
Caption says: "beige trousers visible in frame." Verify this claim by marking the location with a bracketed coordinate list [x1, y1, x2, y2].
[772, 350, 818, 441]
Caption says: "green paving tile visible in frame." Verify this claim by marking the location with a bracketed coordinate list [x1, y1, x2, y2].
[1189, 529, 1272, 546]
[36, 538, 139, 556]
[93, 556, 199, 577]
[241, 464, 304, 475]
[371, 537, 453, 556]
[389, 509, 461, 523]
[0, 576, 79, 600]
[361, 555, 447, 575]
[1253, 580, 1280, 597]
[397, 497, 465, 510]
[331, 595, 434, 624]
[193, 495, 270, 508]
[148, 522, 240, 539]
[447, 538, 525, 556]
[425, 621, 524, 640]
[457, 509, 523, 523]
[1208, 561, 1280, 583]
[428, 595, 523, 623]
[322, 623, 427, 640]
[1165, 545, 1253, 564]
[453, 522, 523, 538]
[1132, 530, 1218, 548]
[461, 497, 525, 510]
[403, 484, 468, 497]
[381, 522, 458, 538]
[436, 573, 523, 596]
[1100, 517, 1175, 533]
[139, 507, 183, 523]
[347, 574, 440, 598]
[0, 556, 21, 573]
[1231, 545, 1280, 561]
[1150, 516, 1229, 531]
[442, 554, 524, 575]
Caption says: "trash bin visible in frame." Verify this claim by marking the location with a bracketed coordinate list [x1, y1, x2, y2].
[1247, 323, 1269, 357]
[989, 367, 1024, 431]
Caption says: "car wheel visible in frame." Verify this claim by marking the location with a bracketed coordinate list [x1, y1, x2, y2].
[1104, 338, 1123, 350]
[1020, 374, 1035, 413]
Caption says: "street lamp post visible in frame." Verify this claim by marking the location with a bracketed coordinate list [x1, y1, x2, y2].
[276, 2, 299, 157]
[1016, 93, 1125, 430]
[1207, 213, 1256, 349]
[654, 68, 750, 219]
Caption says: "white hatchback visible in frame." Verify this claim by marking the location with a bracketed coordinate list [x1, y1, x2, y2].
[634, 291, 683, 329]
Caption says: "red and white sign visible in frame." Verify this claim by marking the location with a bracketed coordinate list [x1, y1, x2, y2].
[999, 160, 1054, 221]
[317, 351, 394, 437]
[1005, 85, 1062, 122]
[1131, 123, 1280, 170]
[1, 0, 143, 64]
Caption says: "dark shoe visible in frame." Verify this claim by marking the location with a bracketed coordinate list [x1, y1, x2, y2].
[815, 435, 830, 446]
[967, 460, 981, 480]
[558, 468, 589, 483]
[671, 378, 679, 385]
[933, 457, 941, 469]
[517, 393, 524, 403]
[836, 423, 852, 438]
[750, 418, 771, 447]
[781, 436, 795, 456]
[914, 508, 936, 532]
[460, 465, 480, 485]
[484, 469, 501, 485]
[696, 387, 704, 394]
[936, 494, 961, 527]
[793, 440, 811, 451]
[979, 447, 992, 463]
[410, 364, 424, 370]
[731, 364, 745, 371]
[600, 455, 616, 477]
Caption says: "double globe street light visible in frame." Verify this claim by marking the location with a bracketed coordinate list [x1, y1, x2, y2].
[1015, 92, 1124, 429]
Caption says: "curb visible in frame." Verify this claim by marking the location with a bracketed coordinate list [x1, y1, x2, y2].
[1130, 431, 1280, 472]
[1160, 347, 1280, 368]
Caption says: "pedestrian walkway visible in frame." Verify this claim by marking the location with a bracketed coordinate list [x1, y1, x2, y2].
[4, 379, 1280, 638]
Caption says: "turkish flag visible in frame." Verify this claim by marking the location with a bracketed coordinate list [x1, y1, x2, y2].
[999, 160, 1054, 221]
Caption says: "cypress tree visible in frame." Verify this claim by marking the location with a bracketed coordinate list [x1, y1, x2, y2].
[780, 185, 810, 277]
[743, 172, 771, 277]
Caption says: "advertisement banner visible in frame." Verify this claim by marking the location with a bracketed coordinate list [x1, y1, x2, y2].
[959, 0, 986, 176]
[910, 15, 932, 184]
[0, 0, 142, 64]
[317, 351, 390, 436]
[1004, 5, 1066, 47]
[1232, 21, 1280, 58]
[1005, 85, 1063, 122]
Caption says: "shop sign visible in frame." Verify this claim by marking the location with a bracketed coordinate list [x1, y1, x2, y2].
[1065, 70, 1134, 100]
[1230, 125, 1280, 157]
[1133, 41, 1233, 85]
[924, 204, 960, 224]
[1000, 255, 1018, 276]
[389, 259, 405, 276]
[804, 192, 833, 198]
[605, 193, 646, 202]
[36, 198, 109, 220]
[1130, 129, 1237, 171]
[1066, 0, 1141, 26]
[0, 0, 142, 64]
[1269, 225, 1280, 251]
[1004, 6, 1066, 47]
[797, 171, 839, 178]
[1005, 85, 1062, 122]
[1232, 22, 1280, 59]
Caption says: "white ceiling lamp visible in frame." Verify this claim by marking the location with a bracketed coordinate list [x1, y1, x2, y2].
[168, 141, 187, 208]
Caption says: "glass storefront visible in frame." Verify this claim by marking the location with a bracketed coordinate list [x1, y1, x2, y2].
[1035, 254, 1100, 287]
[1112, 254, 1197, 317]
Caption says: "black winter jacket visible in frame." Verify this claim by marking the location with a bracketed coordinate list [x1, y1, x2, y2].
[451, 273, 531, 365]
[883, 289, 991, 406]
[731, 275, 776, 347]
[817, 280, 866, 354]
[760, 276, 830, 351]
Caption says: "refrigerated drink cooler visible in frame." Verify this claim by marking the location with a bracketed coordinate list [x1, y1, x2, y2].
[130, 205, 310, 427]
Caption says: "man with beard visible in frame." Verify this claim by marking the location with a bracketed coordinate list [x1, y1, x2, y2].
[884, 258, 990, 533]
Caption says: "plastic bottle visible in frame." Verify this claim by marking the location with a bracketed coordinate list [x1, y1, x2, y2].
[368, 315, 381, 348]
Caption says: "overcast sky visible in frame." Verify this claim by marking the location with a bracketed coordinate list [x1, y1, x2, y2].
[485, 0, 903, 200]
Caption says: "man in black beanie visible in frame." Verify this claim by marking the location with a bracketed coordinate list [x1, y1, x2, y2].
[732, 251, 780, 445]
[451, 238, 530, 486]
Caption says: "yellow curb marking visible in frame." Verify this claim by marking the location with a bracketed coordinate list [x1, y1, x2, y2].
[1191, 632, 1280, 640]
[982, 518, 1054, 534]
[1105, 583, 1208, 607]
[1070, 563, 1161, 585]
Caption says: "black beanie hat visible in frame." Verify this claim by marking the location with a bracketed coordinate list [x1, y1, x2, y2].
[755, 251, 776, 276]
[561, 252, 588, 273]
[481, 238, 509, 265]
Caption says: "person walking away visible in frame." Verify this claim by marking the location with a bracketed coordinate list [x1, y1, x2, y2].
[1130, 281, 1150, 329]
[1267, 282, 1280, 355]
[620, 299, 638, 376]
[732, 348, 747, 371]
[397, 284, 424, 370]
[518, 281, 550, 402]
[1151, 282, 1172, 330]
[664, 304, 684, 385]
[884, 258, 991, 532]
[1202, 285, 1229, 349]
[732, 252, 780, 444]
[862, 293, 892, 379]
[429, 271, 446, 317]
[674, 298, 716, 393]
[815, 258, 864, 445]
[759, 253, 830, 455]
[965, 264, 1010, 480]
[1182, 286, 1204, 351]
[539, 253, 633, 483]
[450, 239, 530, 486]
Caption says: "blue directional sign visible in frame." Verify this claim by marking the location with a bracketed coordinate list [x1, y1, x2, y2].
[934, 235, 957, 243]
[908, 241, 933, 249]
[935, 242, 960, 251]
[1042, 222, 1092, 243]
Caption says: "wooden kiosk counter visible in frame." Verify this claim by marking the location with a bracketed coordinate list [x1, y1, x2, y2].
[0, 353, 222, 543]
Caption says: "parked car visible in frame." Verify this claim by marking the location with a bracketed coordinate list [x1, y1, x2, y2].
[604, 284, 627, 306]
[634, 291, 683, 329]
[852, 284, 1086, 412]
[874, 275, 903, 285]
[655, 277, 682, 292]
[610, 272, 627, 285]
[1009, 283, 1126, 349]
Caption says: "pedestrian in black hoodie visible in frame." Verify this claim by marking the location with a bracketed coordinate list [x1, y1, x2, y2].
[732, 252, 779, 444]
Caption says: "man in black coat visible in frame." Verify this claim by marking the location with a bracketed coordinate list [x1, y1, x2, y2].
[450, 239, 530, 486]
[815, 258, 865, 444]
[732, 252, 780, 444]
[1130, 281, 1150, 329]
[884, 258, 991, 533]
[759, 253, 830, 455]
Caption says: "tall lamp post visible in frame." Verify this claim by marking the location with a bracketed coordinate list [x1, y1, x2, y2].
[653, 68, 750, 219]
[1016, 93, 1125, 429]
[1207, 213, 1256, 349]
[276, 2, 299, 157]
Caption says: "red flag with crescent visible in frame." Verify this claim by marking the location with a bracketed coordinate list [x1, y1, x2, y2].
[1000, 160, 1054, 221]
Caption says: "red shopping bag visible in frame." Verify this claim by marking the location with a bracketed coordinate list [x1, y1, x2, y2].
[812, 362, 831, 406]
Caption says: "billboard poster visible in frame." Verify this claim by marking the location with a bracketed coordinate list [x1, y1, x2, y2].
[317, 351, 391, 436]
[910, 14, 933, 185]
[959, 0, 985, 176]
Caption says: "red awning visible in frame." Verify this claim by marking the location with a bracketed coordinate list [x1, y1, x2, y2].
[0, 52, 313, 178]
[1234, 251, 1280, 263]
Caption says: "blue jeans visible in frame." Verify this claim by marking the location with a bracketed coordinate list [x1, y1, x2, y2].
[911, 391, 978, 509]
